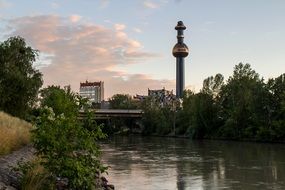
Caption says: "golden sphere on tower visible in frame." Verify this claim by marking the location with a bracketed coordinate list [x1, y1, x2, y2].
[172, 43, 189, 57]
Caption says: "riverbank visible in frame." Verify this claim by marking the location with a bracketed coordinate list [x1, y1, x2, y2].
[0, 145, 114, 190]
[115, 133, 285, 144]
[0, 145, 35, 189]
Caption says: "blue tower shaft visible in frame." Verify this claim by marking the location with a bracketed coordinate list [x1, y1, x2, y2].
[176, 57, 185, 98]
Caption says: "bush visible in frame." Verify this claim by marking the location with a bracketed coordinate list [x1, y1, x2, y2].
[32, 107, 107, 189]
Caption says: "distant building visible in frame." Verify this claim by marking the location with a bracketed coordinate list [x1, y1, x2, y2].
[133, 94, 147, 101]
[148, 88, 176, 107]
[63, 85, 71, 91]
[79, 81, 104, 105]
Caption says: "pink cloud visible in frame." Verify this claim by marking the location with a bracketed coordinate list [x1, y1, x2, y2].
[6, 15, 174, 98]
[69, 14, 81, 23]
[114, 23, 126, 31]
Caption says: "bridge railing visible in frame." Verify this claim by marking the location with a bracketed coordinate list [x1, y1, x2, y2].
[78, 109, 143, 120]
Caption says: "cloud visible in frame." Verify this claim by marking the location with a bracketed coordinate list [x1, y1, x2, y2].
[69, 14, 81, 23]
[5, 15, 171, 98]
[42, 67, 175, 98]
[133, 28, 142, 33]
[114, 23, 126, 31]
[51, 2, 59, 9]
[143, 1, 159, 9]
[0, 0, 11, 8]
[100, 0, 109, 8]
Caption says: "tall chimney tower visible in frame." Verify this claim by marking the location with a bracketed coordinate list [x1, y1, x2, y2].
[172, 21, 189, 98]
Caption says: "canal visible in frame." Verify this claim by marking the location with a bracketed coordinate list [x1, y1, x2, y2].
[100, 136, 285, 190]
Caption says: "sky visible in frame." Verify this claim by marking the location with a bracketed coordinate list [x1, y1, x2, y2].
[0, 0, 284, 99]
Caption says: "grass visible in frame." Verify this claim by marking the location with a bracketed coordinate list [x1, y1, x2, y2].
[0, 111, 33, 155]
[19, 159, 54, 190]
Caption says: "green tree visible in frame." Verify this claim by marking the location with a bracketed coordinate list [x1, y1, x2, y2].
[39, 85, 80, 119]
[0, 36, 43, 118]
[141, 97, 160, 135]
[177, 89, 220, 138]
[266, 74, 285, 140]
[175, 90, 195, 135]
[141, 97, 173, 135]
[109, 94, 137, 109]
[201, 73, 224, 98]
[219, 63, 267, 139]
[106, 94, 139, 133]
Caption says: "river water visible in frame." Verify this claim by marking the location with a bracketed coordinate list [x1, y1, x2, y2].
[100, 136, 285, 190]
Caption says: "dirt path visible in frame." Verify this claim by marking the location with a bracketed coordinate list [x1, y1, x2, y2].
[0, 145, 35, 190]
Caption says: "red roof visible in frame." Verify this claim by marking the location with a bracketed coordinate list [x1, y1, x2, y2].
[80, 81, 103, 87]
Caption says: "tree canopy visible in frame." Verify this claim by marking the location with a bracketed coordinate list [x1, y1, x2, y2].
[39, 85, 81, 119]
[141, 63, 285, 142]
[0, 36, 43, 118]
[109, 94, 138, 109]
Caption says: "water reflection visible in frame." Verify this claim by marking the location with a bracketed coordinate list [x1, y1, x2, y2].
[100, 136, 285, 190]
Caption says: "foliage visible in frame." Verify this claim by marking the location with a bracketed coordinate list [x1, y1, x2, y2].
[141, 97, 174, 135]
[0, 36, 43, 118]
[28, 86, 107, 189]
[177, 89, 221, 138]
[32, 106, 107, 189]
[0, 111, 32, 155]
[39, 85, 81, 119]
[265, 73, 285, 140]
[141, 63, 285, 142]
[201, 73, 224, 98]
[174, 63, 285, 142]
[109, 94, 138, 109]
[218, 63, 267, 138]
[107, 94, 140, 133]
[17, 158, 54, 190]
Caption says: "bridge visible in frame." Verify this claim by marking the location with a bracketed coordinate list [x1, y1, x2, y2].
[79, 109, 143, 119]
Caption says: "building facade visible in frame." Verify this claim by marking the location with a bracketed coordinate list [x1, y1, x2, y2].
[148, 88, 176, 107]
[79, 81, 104, 104]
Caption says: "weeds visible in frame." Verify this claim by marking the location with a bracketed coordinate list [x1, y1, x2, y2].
[0, 111, 33, 155]
[17, 158, 54, 190]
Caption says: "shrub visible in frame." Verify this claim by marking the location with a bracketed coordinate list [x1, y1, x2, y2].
[32, 107, 107, 189]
